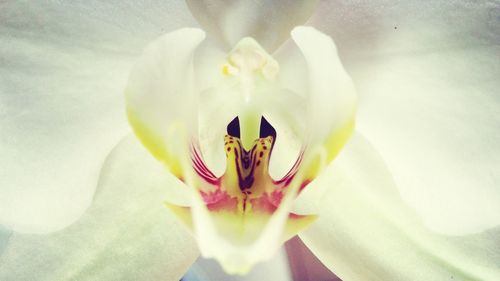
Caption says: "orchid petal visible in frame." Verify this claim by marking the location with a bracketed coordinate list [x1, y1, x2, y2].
[0, 136, 198, 281]
[186, 0, 318, 52]
[126, 28, 206, 181]
[355, 47, 500, 235]
[296, 134, 500, 281]
[283, 26, 356, 187]
[0, 1, 197, 234]
[309, 1, 500, 234]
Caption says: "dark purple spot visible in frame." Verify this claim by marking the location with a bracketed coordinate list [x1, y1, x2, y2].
[259, 151, 264, 157]
[256, 160, 261, 166]
[227, 147, 231, 152]
[263, 146, 267, 150]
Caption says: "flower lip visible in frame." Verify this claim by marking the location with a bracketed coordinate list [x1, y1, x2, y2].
[220, 116, 278, 200]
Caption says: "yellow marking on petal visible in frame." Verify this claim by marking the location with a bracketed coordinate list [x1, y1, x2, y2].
[303, 115, 355, 180]
[173, 205, 317, 246]
[164, 202, 193, 229]
[126, 107, 183, 179]
[303, 153, 322, 181]
[211, 210, 317, 245]
[325, 116, 356, 163]
[283, 214, 318, 242]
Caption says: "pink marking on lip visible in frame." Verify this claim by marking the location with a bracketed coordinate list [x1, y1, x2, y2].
[250, 191, 304, 219]
[250, 191, 282, 214]
[200, 189, 238, 211]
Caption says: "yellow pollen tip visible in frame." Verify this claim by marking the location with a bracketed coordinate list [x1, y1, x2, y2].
[222, 65, 230, 76]
[222, 64, 239, 76]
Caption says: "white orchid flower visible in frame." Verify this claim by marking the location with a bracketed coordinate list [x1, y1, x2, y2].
[1, 1, 499, 281]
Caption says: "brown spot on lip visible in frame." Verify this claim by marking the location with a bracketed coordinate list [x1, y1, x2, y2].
[259, 151, 264, 157]
[227, 147, 231, 152]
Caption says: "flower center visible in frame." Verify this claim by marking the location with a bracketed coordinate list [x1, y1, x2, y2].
[220, 38, 280, 149]
[191, 116, 297, 214]
[222, 38, 279, 81]
[222, 134, 273, 196]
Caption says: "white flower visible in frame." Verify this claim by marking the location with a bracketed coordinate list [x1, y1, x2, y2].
[1, 1, 499, 280]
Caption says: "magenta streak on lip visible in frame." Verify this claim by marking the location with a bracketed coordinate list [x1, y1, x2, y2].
[274, 149, 305, 186]
[190, 143, 220, 185]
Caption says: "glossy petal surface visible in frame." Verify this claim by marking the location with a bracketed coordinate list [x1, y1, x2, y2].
[278, 27, 356, 189]
[126, 28, 207, 180]
[296, 134, 500, 281]
[0, 0, 196, 233]
[310, 0, 500, 235]
[0, 136, 198, 281]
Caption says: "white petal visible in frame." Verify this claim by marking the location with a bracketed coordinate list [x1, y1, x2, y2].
[296, 133, 500, 281]
[186, 0, 319, 52]
[355, 46, 500, 234]
[0, 1, 197, 234]
[276, 27, 356, 184]
[310, 1, 500, 234]
[0, 136, 198, 281]
[125, 28, 207, 180]
[290, 26, 356, 145]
